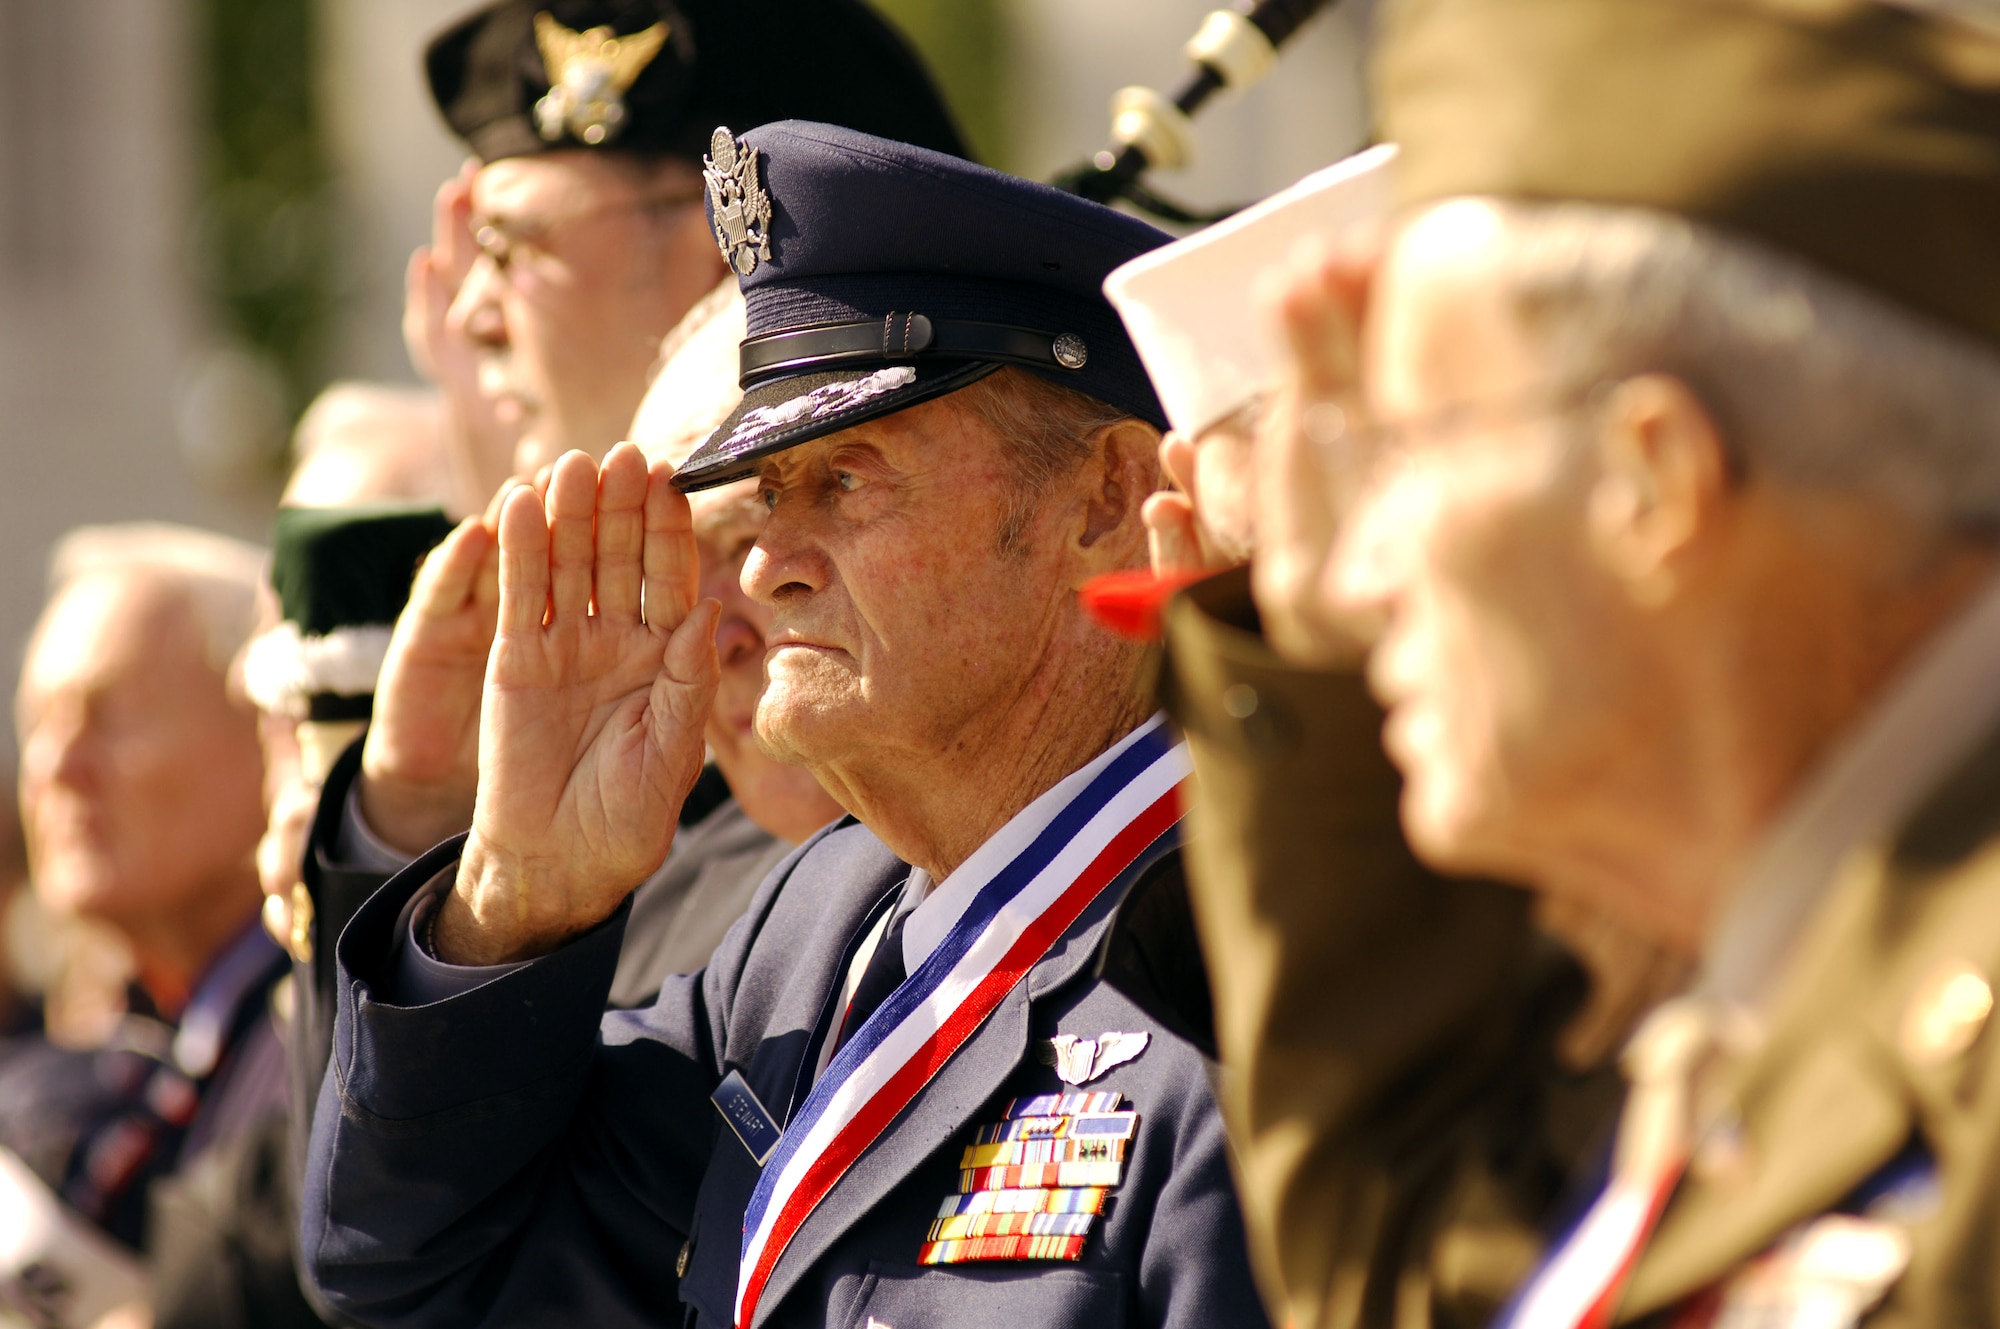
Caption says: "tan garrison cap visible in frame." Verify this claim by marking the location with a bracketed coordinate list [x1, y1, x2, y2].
[1375, 0, 2000, 348]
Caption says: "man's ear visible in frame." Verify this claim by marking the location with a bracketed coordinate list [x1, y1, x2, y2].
[1586, 374, 1733, 608]
[1075, 419, 1163, 562]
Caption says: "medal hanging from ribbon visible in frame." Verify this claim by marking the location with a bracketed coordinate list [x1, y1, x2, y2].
[733, 718, 1191, 1327]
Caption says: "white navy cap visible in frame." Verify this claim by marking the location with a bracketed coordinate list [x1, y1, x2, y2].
[1103, 144, 1399, 439]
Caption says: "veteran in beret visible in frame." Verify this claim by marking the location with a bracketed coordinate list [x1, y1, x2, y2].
[1193, 0, 2000, 1323]
[298, 124, 1267, 1329]
[411, 0, 964, 498]
[334, 0, 965, 1009]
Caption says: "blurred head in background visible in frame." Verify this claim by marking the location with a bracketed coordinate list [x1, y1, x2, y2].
[250, 397, 463, 946]
[422, 0, 966, 486]
[16, 526, 268, 1013]
[1259, 0, 2000, 957]
[284, 380, 467, 515]
[631, 279, 842, 843]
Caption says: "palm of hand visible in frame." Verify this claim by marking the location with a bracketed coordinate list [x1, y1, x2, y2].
[359, 517, 499, 855]
[476, 599, 699, 901]
[444, 444, 719, 964]
[375, 563, 494, 785]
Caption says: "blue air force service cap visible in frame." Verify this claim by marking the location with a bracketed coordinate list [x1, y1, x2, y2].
[426, 0, 965, 163]
[673, 121, 1173, 492]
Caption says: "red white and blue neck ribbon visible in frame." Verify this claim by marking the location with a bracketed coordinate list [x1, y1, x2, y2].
[733, 717, 1192, 1326]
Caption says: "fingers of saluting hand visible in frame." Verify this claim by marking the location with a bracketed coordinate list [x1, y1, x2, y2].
[434, 160, 479, 289]
[403, 247, 442, 382]
[481, 475, 518, 530]
[410, 517, 496, 620]
[642, 460, 700, 632]
[1143, 491, 1204, 576]
[1267, 237, 1372, 400]
[546, 452, 600, 623]
[496, 453, 706, 636]
[498, 482, 553, 634]
[593, 443, 649, 627]
[655, 598, 722, 742]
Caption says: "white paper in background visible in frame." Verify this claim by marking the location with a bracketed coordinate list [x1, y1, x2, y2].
[0, 1146, 149, 1329]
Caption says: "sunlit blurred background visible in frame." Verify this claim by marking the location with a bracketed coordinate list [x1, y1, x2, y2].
[0, 0, 1368, 743]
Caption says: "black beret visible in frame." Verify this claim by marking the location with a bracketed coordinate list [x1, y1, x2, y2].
[674, 121, 1171, 492]
[425, 0, 966, 162]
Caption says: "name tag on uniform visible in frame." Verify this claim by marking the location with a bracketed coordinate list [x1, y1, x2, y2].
[712, 1069, 784, 1166]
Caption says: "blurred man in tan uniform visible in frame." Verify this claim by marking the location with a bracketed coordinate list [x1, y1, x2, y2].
[1106, 148, 1680, 1329]
[1175, 0, 2000, 1325]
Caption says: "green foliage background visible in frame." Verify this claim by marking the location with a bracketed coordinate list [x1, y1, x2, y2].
[196, 0, 333, 465]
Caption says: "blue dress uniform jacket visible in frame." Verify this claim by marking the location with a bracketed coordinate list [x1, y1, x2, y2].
[302, 817, 1268, 1329]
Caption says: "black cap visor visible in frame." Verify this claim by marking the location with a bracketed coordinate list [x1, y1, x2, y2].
[672, 359, 1000, 492]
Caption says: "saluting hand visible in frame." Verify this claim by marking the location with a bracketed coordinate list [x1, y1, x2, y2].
[1252, 239, 1380, 668]
[435, 444, 719, 965]
[357, 504, 502, 857]
[405, 159, 521, 510]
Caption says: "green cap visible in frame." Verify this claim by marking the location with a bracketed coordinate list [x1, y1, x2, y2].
[268, 504, 454, 637]
[246, 506, 455, 722]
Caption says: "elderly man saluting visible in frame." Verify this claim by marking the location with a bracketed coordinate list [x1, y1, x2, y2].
[301, 123, 1265, 1329]
[1209, 0, 2000, 1324]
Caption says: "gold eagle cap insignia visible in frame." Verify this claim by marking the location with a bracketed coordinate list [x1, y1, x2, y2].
[532, 13, 669, 146]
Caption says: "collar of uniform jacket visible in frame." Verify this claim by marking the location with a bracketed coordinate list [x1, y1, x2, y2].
[1699, 571, 2000, 1012]
[899, 716, 1168, 976]
[806, 713, 1170, 1087]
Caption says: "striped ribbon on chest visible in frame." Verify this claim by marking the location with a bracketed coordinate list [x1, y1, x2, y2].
[733, 719, 1192, 1327]
[1498, 1000, 1719, 1329]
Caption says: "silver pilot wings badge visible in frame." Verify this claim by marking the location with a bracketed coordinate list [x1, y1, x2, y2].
[704, 127, 773, 276]
[1038, 1031, 1150, 1086]
[533, 13, 669, 146]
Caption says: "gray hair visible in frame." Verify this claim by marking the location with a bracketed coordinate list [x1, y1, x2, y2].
[46, 523, 267, 675]
[954, 368, 1144, 553]
[1471, 199, 2000, 532]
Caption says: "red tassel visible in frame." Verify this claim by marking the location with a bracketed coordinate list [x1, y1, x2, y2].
[1079, 569, 1207, 642]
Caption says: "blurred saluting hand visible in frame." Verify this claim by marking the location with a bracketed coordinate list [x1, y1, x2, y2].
[1252, 241, 1379, 668]
[357, 502, 502, 857]
[406, 159, 522, 512]
[433, 444, 719, 966]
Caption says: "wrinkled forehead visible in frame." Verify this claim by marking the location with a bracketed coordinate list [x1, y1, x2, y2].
[1373, 199, 1545, 413]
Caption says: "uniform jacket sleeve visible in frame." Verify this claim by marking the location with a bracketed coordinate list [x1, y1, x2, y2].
[299, 826, 818, 1328]
[1160, 569, 1619, 1329]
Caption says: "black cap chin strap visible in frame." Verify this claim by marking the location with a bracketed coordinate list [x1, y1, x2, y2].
[738, 313, 1090, 388]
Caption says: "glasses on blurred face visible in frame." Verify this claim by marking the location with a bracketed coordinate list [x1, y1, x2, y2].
[471, 188, 707, 273]
[1296, 378, 1614, 498]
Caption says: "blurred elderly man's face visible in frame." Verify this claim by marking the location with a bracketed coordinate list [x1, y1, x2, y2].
[1331, 203, 1665, 905]
[17, 575, 266, 945]
[1300, 200, 2000, 956]
[454, 151, 725, 477]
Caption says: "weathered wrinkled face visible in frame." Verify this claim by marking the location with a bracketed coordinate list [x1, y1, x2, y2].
[1335, 201, 1645, 882]
[17, 576, 265, 937]
[455, 151, 722, 478]
[743, 395, 1083, 777]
